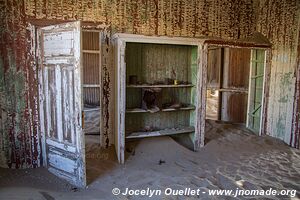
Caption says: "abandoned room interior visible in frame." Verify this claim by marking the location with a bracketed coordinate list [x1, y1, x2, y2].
[0, 0, 299, 199]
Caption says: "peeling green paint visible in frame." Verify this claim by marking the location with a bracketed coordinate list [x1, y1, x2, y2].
[276, 115, 285, 139]
[280, 72, 293, 86]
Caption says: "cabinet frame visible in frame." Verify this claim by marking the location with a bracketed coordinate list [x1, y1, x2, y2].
[112, 34, 206, 163]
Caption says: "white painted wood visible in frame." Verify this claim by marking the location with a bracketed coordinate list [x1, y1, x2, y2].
[68, 70, 75, 145]
[39, 21, 86, 188]
[126, 127, 195, 139]
[113, 33, 205, 163]
[195, 44, 207, 150]
[117, 40, 126, 164]
[37, 27, 47, 167]
[44, 68, 51, 138]
[46, 139, 76, 153]
[82, 50, 101, 54]
[98, 32, 102, 145]
[83, 84, 101, 88]
[246, 49, 267, 135]
[246, 50, 254, 128]
[126, 84, 194, 88]
[55, 65, 63, 142]
[259, 50, 268, 136]
[112, 33, 205, 46]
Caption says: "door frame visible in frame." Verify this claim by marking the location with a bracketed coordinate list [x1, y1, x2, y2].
[81, 29, 102, 139]
[246, 49, 268, 135]
[204, 41, 271, 135]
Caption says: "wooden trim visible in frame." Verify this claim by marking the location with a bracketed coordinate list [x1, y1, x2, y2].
[219, 88, 248, 93]
[259, 50, 268, 136]
[112, 33, 271, 48]
[204, 39, 271, 49]
[218, 48, 224, 120]
[126, 84, 194, 88]
[112, 33, 203, 46]
[37, 26, 47, 167]
[246, 50, 254, 128]
[82, 50, 101, 54]
[98, 32, 102, 142]
[194, 44, 207, 150]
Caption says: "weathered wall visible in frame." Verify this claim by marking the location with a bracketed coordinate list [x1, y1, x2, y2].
[0, 0, 40, 168]
[256, 0, 300, 145]
[0, 0, 299, 168]
[24, 0, 258, 152]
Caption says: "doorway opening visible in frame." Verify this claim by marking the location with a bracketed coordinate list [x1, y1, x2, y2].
[205, 46, 267, 135]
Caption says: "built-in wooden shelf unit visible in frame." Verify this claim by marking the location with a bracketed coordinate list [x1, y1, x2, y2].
[113, 34, 206, 163]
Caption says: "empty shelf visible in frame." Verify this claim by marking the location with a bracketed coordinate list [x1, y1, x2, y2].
[126, 126, 195, 139]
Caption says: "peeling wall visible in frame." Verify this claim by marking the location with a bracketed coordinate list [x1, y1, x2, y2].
[0, 0, 299, 168]
[256, 0, 300, 146]
[0, 0, 40, 168]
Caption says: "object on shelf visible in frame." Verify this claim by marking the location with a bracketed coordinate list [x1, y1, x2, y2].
[147, 105, 160, 113]
[165, 78, 173, 84]
[142, 88, 162, 111]
[143, 126, 155, 132]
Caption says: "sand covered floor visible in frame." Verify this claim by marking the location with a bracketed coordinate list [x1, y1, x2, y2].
[0, 120, 299, 200]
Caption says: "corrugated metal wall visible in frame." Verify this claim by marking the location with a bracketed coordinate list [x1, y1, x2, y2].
[83, 31, 100, 106]
[0, 0, 299, 168]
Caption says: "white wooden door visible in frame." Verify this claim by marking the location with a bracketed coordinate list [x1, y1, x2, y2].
[38, 21, 86, 187]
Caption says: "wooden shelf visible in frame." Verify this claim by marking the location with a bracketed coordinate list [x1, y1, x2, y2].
[126, 84, 194, 88]
[126, 108, 148, 113]
[84, 107, 100, 112]
[162, 105, 195, 112]
[126, 126, 195, 139]
[83, 84, 100, 88]
[219, 88, 248, 93]
[83, 50, 100, 54]
[126, 105, 195, 113]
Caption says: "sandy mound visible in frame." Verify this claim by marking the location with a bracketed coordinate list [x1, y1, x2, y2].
[0, 120, 299, 200]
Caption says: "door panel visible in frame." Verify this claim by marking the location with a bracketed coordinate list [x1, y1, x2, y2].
[39, 21, 86, 187]
[221, 48, 251, 123]
[247, 49, 266, 134]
